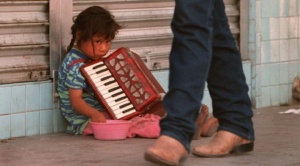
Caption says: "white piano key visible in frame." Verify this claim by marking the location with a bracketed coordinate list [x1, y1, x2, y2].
[86, 72, 111, 84]
[105, 93, 126, 103]
[108, 99, 130, 108]
[102, 88, 123, 98]
[107, 86, 121, 93]
[86, 67, 109, 77]
[93, 77, 116, 86]
[90, 76, 106, 85]
[98, 86, 121, 96]
[84, 62, 105, 72]
[90, 72, 111, 80]
[110, 99, 131, 110]
[107, 96, 128, 106]
[96, 82, 119, 91]
[85, 64, 106, 73]
[85, 65, 108, 75]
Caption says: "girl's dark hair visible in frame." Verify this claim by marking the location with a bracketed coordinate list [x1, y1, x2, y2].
[67, 6, 122, 52]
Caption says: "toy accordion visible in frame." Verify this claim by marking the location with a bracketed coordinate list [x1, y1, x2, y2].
[80, 47, 166, 120]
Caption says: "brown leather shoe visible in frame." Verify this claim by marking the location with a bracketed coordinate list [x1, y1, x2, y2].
[144, 135, 188, 166]
[193, 104, 209, 140]
[192, 130, 254, 157]
[200, 117, 219, 137]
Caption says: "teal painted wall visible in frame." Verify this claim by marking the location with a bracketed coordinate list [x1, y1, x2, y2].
[249, 0, 300, 108]
[0, 63, 251, 140]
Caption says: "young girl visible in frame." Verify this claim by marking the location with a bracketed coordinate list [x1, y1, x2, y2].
[57, 6, 122, 135]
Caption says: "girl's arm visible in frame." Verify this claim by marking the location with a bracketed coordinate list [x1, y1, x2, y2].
[68, 88, 106, 123]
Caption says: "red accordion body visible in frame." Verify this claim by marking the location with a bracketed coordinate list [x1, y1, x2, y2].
[80, 47, 166, 120]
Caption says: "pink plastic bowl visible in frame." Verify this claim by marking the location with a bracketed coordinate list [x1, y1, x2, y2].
[89, 120, 132, 140]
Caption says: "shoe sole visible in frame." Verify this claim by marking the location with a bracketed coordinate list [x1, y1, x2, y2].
[144, 150, 182, 166]
[230, 141, 254, 154]
[192, 142, 254, 157]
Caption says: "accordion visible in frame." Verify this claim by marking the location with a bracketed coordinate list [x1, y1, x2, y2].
[80, 47, 166, 120]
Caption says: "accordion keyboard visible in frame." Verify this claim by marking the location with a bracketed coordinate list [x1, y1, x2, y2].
[83, 61, 137, 119]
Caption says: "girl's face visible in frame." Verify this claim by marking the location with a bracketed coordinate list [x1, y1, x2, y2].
[77, 34, 111, 60]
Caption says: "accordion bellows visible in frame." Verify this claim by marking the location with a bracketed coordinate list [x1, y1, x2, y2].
[80, 47, 166, 120]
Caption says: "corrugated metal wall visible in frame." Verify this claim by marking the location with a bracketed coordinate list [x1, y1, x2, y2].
[73, 0, 174, 71]
[226, 0, 240, 47]
[0, 0, 240, 84]
[0, 1, 49, 84]
[73, 0, 240, 71]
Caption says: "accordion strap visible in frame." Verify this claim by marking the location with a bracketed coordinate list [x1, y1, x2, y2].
[68, 59, 86, 70]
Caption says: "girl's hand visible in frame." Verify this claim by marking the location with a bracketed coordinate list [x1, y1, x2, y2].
[68, 88, 107, 123]
[91, 112, 106, 123]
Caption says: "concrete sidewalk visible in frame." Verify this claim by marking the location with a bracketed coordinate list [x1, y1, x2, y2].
[1, 106, 300, 166]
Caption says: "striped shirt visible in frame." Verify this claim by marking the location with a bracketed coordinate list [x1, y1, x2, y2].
[57, 48, 104, 135]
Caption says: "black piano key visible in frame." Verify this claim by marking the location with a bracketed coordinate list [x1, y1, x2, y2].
[92, 63, 105, 69]
[96, 68, 108, 74]
[104, 80, 116, 86]
[115, 96, 127, 102]
[101, 75, 112, 81]
[111, 91, 123, 97]
[108, 87, 120, 93]
[119, 103, 131, 109]
[111, 92, 123, 97]
[122, 107, 134, 114]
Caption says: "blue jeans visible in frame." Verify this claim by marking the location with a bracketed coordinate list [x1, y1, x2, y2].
[160, 0, 255, 152]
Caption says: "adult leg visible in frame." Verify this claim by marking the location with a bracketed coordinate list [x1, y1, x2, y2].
[160, 0, 215, 151]
[145, 0, 216, 165]
[208, 0, 254, 141]
[192, 0, 255, 157]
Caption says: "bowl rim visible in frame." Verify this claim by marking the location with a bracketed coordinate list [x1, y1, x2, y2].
[89, 120, 132, 125]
